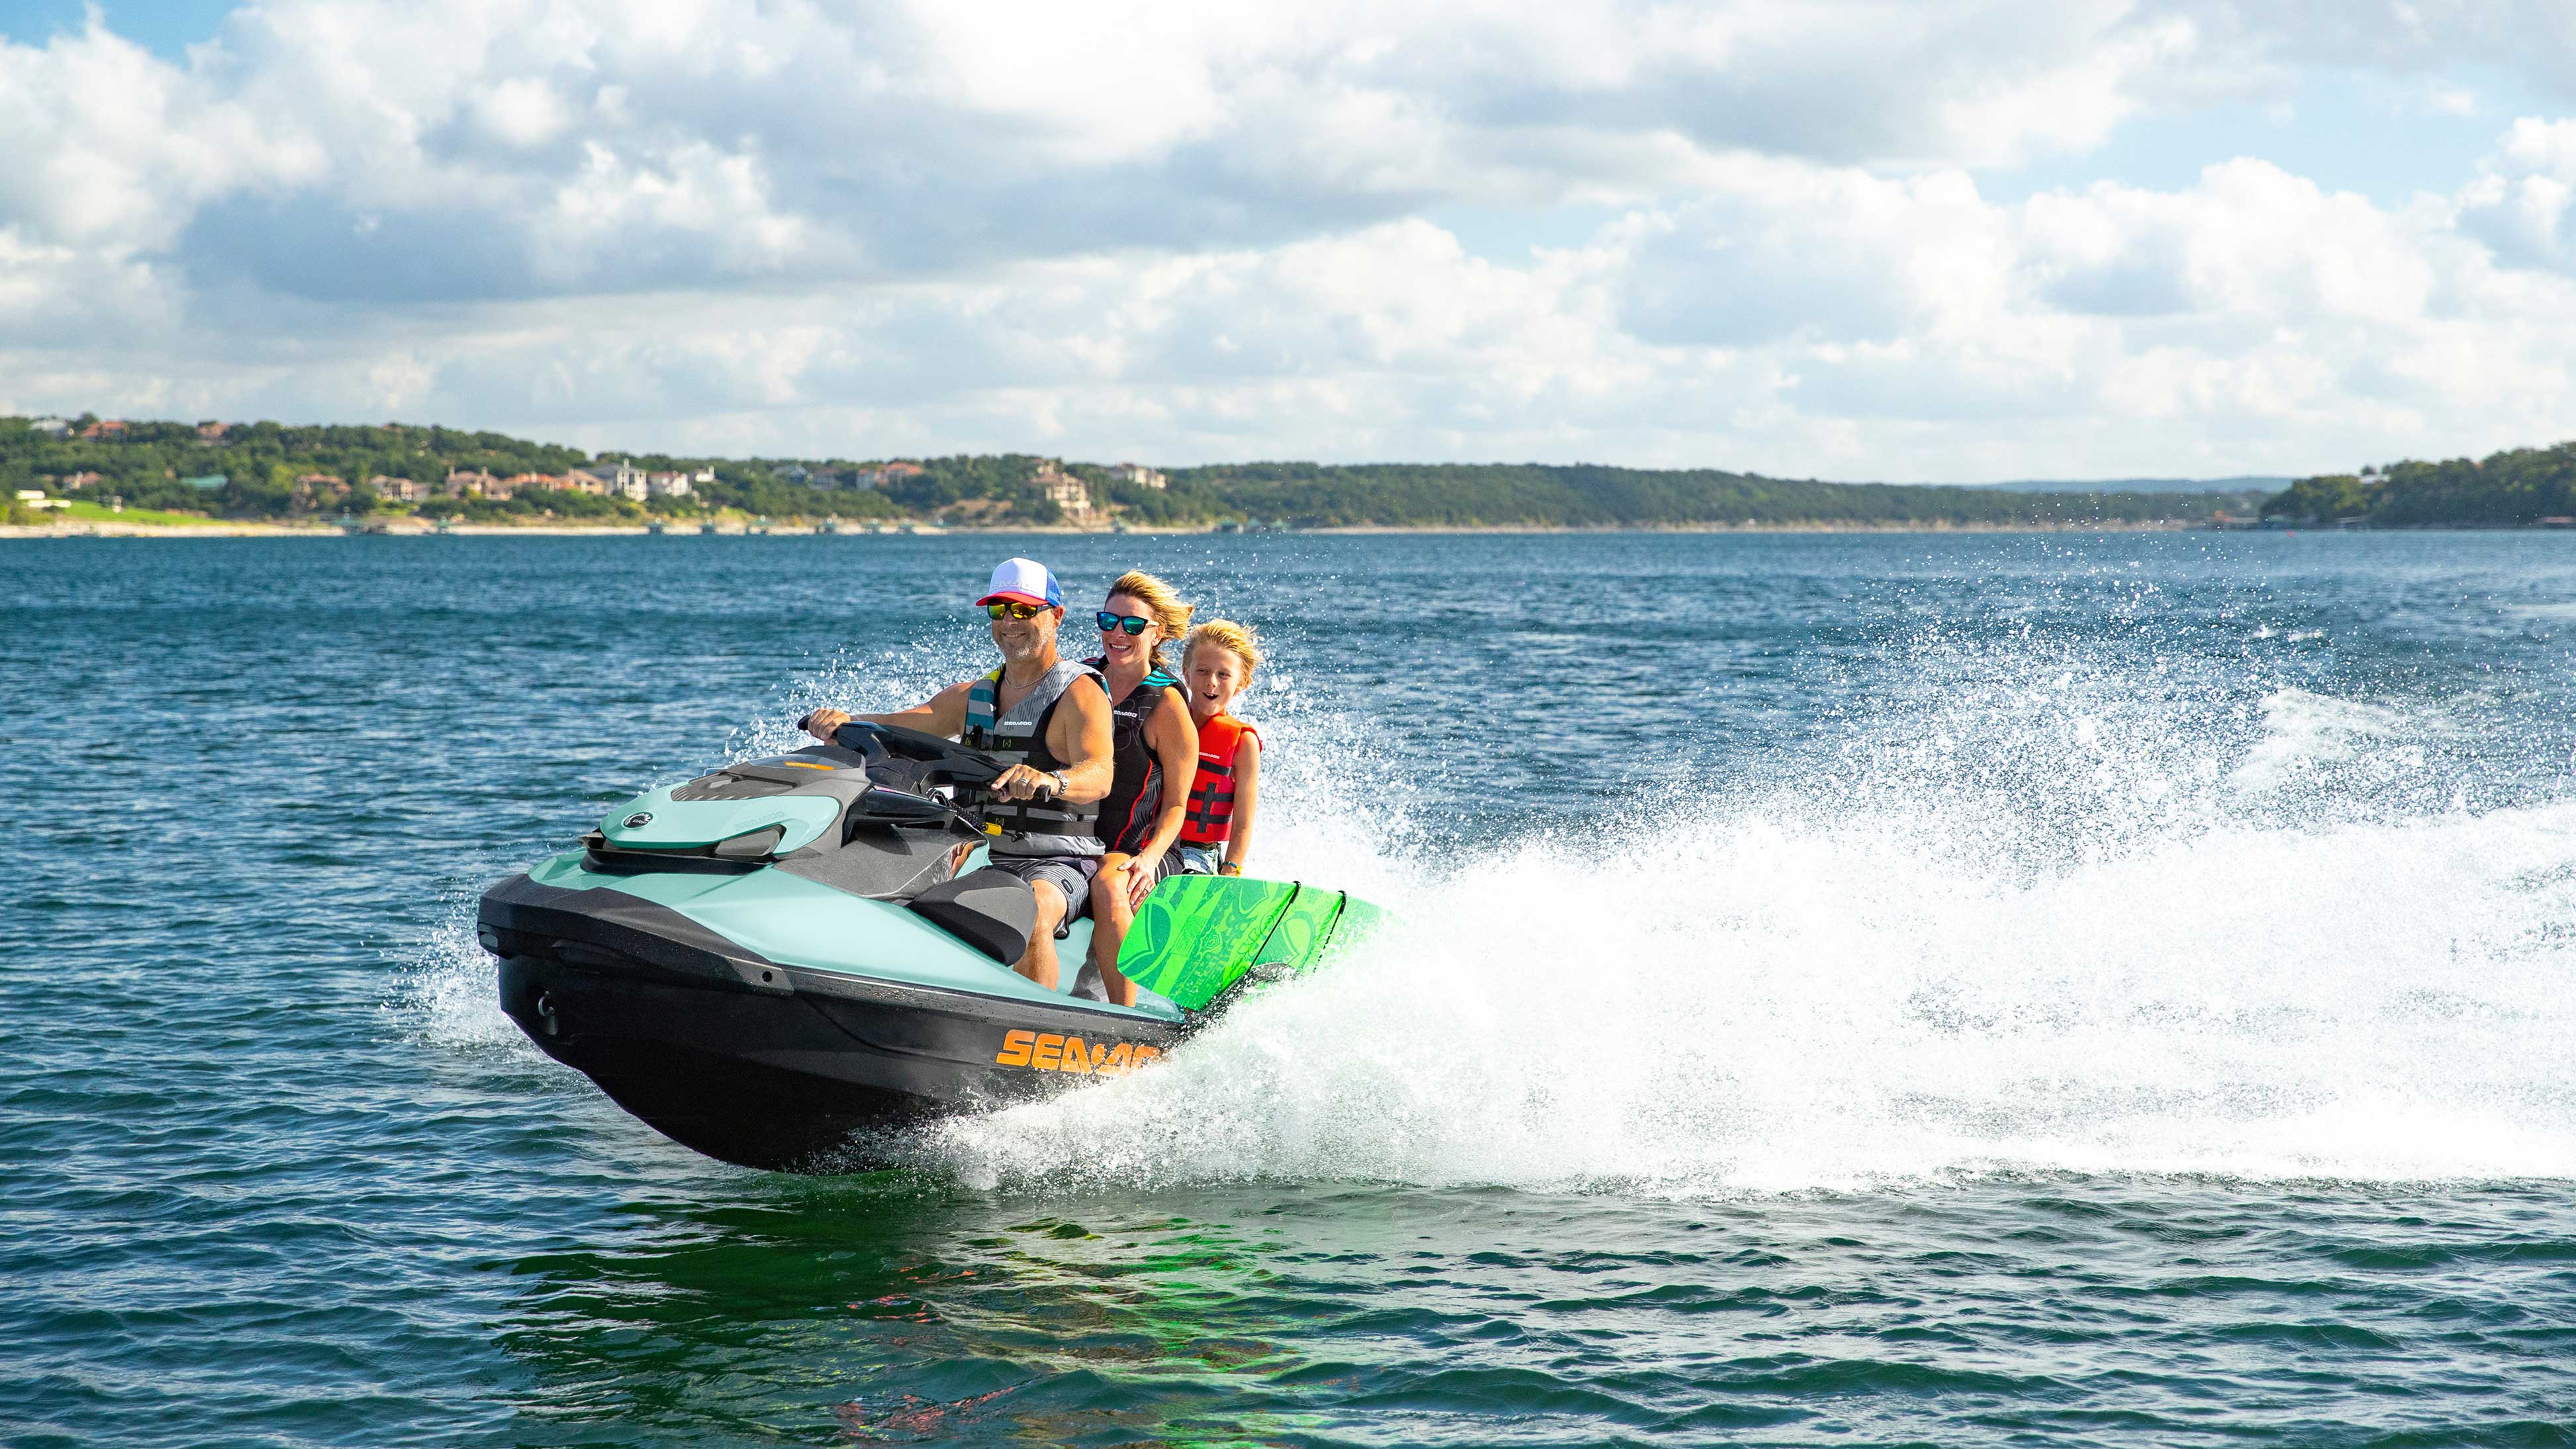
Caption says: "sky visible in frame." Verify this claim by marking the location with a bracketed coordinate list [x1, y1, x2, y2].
[5, 1, 2576, 480]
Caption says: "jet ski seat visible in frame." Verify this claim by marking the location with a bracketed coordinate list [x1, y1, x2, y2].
[905, 867, 1037, 964]
[773, 826, 956, 900]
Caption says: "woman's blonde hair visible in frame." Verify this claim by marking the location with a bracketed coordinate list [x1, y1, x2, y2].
[1104, 570, 1194, 672]
[1182, 618, 1263, 679]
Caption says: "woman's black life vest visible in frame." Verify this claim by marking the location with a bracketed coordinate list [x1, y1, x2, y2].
[959, 659, 1106, 857]
[1083, 656, 1182, 857]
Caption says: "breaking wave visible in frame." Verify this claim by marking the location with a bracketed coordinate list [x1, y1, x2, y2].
[929, 661, 2576, 1195]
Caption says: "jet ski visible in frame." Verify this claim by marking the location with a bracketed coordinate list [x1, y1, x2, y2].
[477, 720, 1378, 1172]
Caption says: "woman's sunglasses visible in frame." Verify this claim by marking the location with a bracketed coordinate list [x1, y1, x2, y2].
[1097, 612, 1151, 635]
[986, 601, 1048, 621]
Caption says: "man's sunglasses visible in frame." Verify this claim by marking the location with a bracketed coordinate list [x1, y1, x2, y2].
[1097, 612, 1151, 635]
[986, 601, 1049, 620]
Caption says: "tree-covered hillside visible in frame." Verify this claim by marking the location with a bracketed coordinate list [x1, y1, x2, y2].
[1159, 461, 2246, 528]
[2263, 442, 2576, 526]
[1, 412, 2264, 528]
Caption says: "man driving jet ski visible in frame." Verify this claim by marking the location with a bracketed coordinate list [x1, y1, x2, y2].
[802, 558, 1113, 993]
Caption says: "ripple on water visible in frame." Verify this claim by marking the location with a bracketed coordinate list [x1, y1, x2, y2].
[9, 534, 2576, 1446]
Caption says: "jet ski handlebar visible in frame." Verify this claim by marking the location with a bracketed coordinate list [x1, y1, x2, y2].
[792, 716, 1004, 782]
[796, 716, 1065, 827]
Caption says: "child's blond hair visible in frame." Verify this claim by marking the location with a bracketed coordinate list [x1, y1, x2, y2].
[1182, 619, 1263, 678]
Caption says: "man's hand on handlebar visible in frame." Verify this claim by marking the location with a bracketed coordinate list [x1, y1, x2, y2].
[990, 763, 1059, 802]
[803, 708, 853, 742]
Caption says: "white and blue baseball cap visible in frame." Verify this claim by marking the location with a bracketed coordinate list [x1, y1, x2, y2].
[976, 557, 1062, 609]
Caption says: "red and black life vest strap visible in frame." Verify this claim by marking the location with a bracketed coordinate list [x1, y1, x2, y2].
[1184, 761, 1235, 829]
[1178, 714, 1256, 845]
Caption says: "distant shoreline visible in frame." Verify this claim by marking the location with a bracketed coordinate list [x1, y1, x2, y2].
[1, 518, 2256, 540]
[17, 518, 2573, 541]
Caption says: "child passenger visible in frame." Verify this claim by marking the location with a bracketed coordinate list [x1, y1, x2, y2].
[1174, 621, 1264, 876]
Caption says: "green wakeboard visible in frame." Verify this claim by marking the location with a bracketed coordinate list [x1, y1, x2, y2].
[1116, 874, 1383, 1011]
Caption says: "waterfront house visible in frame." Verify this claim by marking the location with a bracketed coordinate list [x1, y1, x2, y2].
[78, 419, 127, 440]
[1029, 461, 1092, 519]
[852, 462, 923, 490]
[506, 471, 573, 496]
[196, 422, 229, 442]
[62, 471, 105, 489]
[850, 465, 922, 494]
[579, 460, 649, 500]
[1109, 462, 1168, 490]
[444, 469, 497, 498]
[370, 475, 430, 502]
[29, 417, 70, 438]
[645, 471, 694, 498]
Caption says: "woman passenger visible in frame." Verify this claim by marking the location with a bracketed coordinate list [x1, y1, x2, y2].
[1078, 571, 1198, 1006]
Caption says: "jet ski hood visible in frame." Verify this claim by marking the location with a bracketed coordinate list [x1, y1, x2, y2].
[597, 759, 861, 855]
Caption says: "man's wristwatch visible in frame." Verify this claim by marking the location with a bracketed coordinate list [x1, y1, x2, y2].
[1047, 769, 1069, 798]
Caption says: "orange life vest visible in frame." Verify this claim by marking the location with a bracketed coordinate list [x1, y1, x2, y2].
[1177, 713, 1259, 846]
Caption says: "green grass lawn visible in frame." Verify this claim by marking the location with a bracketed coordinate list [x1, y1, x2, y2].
[44, 501, 250, 527]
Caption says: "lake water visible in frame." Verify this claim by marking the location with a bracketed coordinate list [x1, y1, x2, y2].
[7, 531, 2576, 1446]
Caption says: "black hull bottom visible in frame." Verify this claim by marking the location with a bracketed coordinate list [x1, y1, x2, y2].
[499, 957, 943, 1168]
[485, 876, 1185, 1172]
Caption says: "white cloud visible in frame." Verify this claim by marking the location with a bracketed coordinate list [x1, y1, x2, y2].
[0, 21, 324, 253]
[2426, 84, 2480, 117]
[6, 0, 2576, 479]
[2457, 116, 2576, 271]
[2156, 0, 2576, 95]
[2, 0, 2218, 288]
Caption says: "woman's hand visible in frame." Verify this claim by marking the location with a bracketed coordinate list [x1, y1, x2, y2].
[804, 708, 852, 741]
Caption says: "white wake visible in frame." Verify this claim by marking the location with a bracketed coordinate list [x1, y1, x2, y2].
[931, 678, 2576, 1193]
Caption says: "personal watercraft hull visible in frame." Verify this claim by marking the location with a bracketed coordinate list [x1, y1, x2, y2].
[482, 873, 1183, 1171]
[481, 727, 1374, 1173]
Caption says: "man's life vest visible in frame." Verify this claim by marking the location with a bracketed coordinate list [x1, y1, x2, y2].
[1177, 712, 1260, 847]
[1082, 657, 1182, 857]
[959, 659, 1105, 857]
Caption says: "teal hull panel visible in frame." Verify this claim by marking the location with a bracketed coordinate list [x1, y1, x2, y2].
[597, 786, 843, 853]
[522, 851, 1171, 1022]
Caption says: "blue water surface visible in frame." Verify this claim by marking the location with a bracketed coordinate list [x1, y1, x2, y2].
[5, 532, 2575, 1446]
